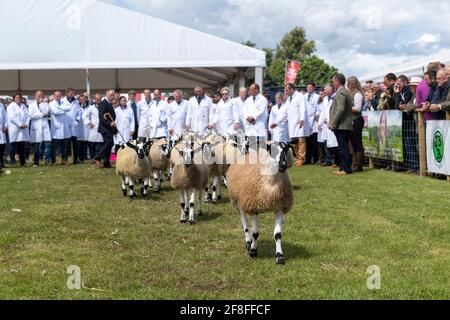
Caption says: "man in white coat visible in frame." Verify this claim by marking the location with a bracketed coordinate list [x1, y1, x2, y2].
[285, 83, 308, 167]
[140, 89, 168, 140]
[114, 96, 135, 154]
[213, 87, 241, 136]
[186, 86, 214, 137]
[243, 84, 269, 146]
[0, 101, 7, 168]
[7, 93, 30, 166]
[83, 93, 104, 163]
[167, 90, 189, 137]
[232, 87, 248, 131]
[50, 91, 72, 165]
[318, 85, 339, 167]
[29, 91, 52, 166]
[62, 88, 83, 164]
[137, 89, 153, 140]
[305, 83, 320, 164]
[269, 92, 289, 144]
[127, 90, 139, 140]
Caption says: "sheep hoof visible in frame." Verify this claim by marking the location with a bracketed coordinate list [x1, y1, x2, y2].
[198, 210, 203, 217]
[212, 199, 218, 205]
[217, 195, 222, 200]
[246, 241, 252, 252]
[121, 189, 127, 197]
[275, 253, 285, 265]
[154, 188, 161, 193]
[205, 199, 211, 204]
[180, 219, 187, 224]
[189, 220, 195, 225]
[249, 249, 258, 259]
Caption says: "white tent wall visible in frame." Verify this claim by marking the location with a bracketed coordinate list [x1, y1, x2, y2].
[0, 0, 265, 95]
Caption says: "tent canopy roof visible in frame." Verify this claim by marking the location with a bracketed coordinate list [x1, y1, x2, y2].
[0, 0, 265, 92]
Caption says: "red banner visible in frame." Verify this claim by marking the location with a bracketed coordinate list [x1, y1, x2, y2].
[285, 60, 301, 85]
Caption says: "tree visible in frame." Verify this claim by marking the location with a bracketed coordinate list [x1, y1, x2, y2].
[275, 27, 315, 61]
[297, 55, 338, 86]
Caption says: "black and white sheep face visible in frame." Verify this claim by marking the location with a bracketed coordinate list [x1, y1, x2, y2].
[159, 144, 171, 158]
[267, 143, 289, 174]
[127, 141, 152, 160]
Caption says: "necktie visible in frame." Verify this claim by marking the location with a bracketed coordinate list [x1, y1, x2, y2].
[308, 94, 312, 102]
[290, 97, 292, 103]
[253, 96, 256, 102]
[131, 102, 138, 123]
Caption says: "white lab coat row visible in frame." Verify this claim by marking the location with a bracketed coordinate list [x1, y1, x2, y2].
[29, 102, 52, 143]
[139, 100, 169, 139]
[317, 95, 338, 148]
[0, 103, 8, 145]
[82, 104, 104, 143]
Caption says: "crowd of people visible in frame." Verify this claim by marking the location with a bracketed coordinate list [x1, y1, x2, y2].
[1, 62, 450, 176]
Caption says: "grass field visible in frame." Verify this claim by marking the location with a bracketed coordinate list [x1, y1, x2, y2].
[0, 163, 449, 300]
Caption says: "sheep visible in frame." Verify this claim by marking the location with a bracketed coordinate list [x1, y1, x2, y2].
[226, 142, 294, 265]
[201, 132, 229, 204]
[116, 140, 153, 199]
[170, 138, 209, 225]
[149, 138, 172, 193]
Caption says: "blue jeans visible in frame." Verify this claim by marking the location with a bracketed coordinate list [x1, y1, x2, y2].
[335, 130, 352, 174]
[33, 142, 51, 165]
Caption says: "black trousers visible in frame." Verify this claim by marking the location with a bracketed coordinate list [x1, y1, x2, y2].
[71, 136, 78, 163]
[306, 133, 319, 164]
[96, 133, 114, 165]
[350, 117, 364, 153]
[11, 142, 26, 166]
[77, 140, 88, 161]
[89, 142, 101, 161]
[335, 130, 352, 174]
[0, 144, 5, 167]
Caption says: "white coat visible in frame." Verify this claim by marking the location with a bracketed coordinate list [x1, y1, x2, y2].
[82, 104, 104, 143]
[7, 102, 30, 143]
[62, 97, 83, 139]
[0, 103, 7, 145]
[167, 99, 189, 136]
[243, 94, 269, 138]
[29, 102, 52, 143]
[318, 95, 338, 148]
[137, 99, 153, 138]
[268, 103, 289, 143]
[286, 91, 309, 139]
[140, 100, 169, 139]
[114, 106, 135, 145]
[50, 100, 72, 140]
[186, 96, 214, 136]
[305, 92, 320, 136]
[213, 98, 240, 136]
[232, 97, 247, 130]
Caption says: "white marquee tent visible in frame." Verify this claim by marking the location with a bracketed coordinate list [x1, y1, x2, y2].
[0, 0, 266, 95]
[359, 49, 450, 83]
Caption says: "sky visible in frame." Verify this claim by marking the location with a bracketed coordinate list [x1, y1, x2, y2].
[102, 0, 450, 77]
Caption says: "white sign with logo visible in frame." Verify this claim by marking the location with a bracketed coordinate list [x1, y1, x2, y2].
[427, 121, 450, 175]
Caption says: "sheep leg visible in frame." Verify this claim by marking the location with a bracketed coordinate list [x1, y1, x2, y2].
[216, 176, 222, 201]
[250, 214, 260, 258]
[141, 179, 149, 197]
[274, 212, 285, 265]
[212, 176, 220, 204]
[121, 176, 128, 196]
[128, 178, 136, 199]
[205, 185, 212, 203]
[180, 189, 187, 224]
[153, 170, 161, 193]
[222, 176, 228, 188]
[238, 205, 253, 256]
[189, 189, 197, 225]
[197, 189, 203, 217]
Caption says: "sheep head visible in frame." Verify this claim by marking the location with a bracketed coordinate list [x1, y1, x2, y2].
[127, 141, 153, 160]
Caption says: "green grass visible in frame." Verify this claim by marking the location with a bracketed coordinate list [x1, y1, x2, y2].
[0, 164, 449, 300]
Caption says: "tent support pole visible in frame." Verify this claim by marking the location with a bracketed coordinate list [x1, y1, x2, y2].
[115, 69, 119, 92]
[85, 69, 91, 97]
[255, 67, 263, 90]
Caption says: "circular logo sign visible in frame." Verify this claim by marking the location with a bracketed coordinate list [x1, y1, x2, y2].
[433, 130, 444, 164]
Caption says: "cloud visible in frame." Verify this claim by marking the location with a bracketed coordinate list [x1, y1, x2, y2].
[101, 0, 450, 77]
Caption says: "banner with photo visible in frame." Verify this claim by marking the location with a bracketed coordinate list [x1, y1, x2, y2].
[362, 110, 404, 162]
[426, 120, 450, 175]
[285, 60, 301, 85]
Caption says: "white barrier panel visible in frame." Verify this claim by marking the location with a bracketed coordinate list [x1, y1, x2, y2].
[427, 120, 450, 175]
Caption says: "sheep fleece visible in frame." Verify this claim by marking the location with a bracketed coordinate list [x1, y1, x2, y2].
[227, 163, 293, 215]
[116, 147, 152, 180]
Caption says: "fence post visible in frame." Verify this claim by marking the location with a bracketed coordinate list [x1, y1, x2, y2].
[369, 157, 374, 169]
[418, 111, 427, 177]
[447, 112, 450, 182]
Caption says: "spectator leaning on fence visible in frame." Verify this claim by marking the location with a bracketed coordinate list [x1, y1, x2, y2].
[378, 73, 397, 110]
[429, 69, 450, 113]
[424, 69, 449, 120]
[347, 76, 365, 172]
